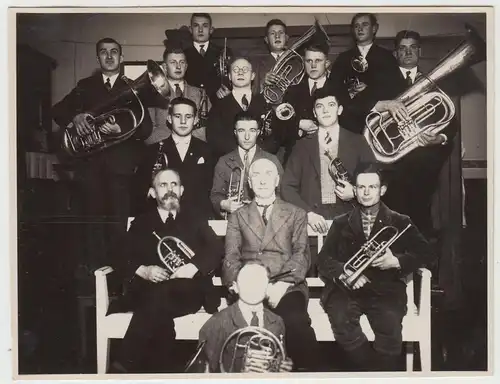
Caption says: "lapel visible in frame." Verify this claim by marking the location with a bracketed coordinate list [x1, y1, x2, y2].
[261, 198, 292, 248]
[369, 202, 394, 238]
[242, 201, 266, 240]
[230, 302, 252, 329]
[347, 202, 393, 242]
[183, 137, 198, 165]
[224, 149, 243, 169]
[306, 133, 321, 178]
[164, 136, 182, 167]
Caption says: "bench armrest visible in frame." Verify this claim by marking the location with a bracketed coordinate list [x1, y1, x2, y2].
[95, 266, 115, 318]
[416, 267, 432, 318]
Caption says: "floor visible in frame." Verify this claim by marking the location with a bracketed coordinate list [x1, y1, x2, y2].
[16, 178, 489, 375]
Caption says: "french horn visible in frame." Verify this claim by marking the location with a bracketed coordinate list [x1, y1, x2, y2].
[62, 60, 170, 157]
[363, 23, 486, 164]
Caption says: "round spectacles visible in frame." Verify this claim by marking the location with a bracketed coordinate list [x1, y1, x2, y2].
[232, 66, 251, 74]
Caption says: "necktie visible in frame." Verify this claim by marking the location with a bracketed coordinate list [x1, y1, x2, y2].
[199, 45, 206, 57]
[250, 312, 259, 327]
[261, 205, 270, 226]
[242, 94, 249, 111]
[405, 71, 413, 86]
[311, 81, 318, 96]
[362, 213, 375, 239]
[105, 77, 111, 91]
[324, 131, 332, 146]
[165, 212, 175, 226]
[175, 83, 182, 98]
[243, 150, 250, 192]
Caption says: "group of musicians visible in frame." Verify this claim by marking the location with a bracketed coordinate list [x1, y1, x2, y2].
[51, 12, 459, 373]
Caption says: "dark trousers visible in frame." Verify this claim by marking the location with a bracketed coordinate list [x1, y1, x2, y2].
[268, 291, 320, 371]
[322, 283, 407, 371]
[115, 279, 205, 373]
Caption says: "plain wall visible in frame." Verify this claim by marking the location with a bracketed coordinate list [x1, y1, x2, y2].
[16, 11, 488, 164]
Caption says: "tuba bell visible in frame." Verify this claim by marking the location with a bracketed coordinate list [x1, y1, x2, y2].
[153, 232, 195, 278]
[62, 60, 170, 158]
[364, 23, 486, 164]
[219, 326, 286, 373]
[338, 224, 412, 289]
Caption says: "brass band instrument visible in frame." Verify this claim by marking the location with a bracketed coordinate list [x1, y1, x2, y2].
[222, 165, 247, 219]
[219, 326, 286, 373]
[338, 223, 412, 289]
[62, 60, 170, 157]
[196, 89, 209, 129]
[364, 24, 486, 164]
[263, 18, 330, 105]
[216, 37, 231, 88]
[323, 151, 354, 185]
[184, 341, 210, 373]
[260, 102, 296, 137]
[153, 232, 195, 277]
[345, 55, 369, 98]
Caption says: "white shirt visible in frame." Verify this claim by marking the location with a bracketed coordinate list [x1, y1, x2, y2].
[232, 88, 252, 109]
[399, 66, 418, 84]
[357, 42, 373, 58]
[238, 301, 264, 327]
[172, 132, 192, 161]
[193, 41, 209, 55]
[271, 51, 283, 61]
[157, 207, 177, 222]
[318, 124, 340, 153]
[102, 73, 119, 88]
[238, 145, 257, 166]
[255, 196, 276, 223]
[168, 79, 185, 94]
[308, 75, 327, 95]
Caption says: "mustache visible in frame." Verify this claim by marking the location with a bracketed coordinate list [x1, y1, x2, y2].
[162, 191, 179, 200]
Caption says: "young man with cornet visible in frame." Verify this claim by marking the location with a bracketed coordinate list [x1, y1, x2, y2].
[317, 163, 434, 371]
[196, 261, 293, 373]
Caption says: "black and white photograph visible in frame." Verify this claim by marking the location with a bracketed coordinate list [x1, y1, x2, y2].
[8, 4, 494, 381]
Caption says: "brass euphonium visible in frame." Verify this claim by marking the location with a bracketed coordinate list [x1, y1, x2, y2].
[364, 23, 486, 164]
[62, 60, 170, 157]
[338, 224, 412, 290]
[153, 232, 195, 278]
[219, 326, 286, 373]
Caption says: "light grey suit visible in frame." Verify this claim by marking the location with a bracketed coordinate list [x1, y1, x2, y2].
[146, 81, 212, 144]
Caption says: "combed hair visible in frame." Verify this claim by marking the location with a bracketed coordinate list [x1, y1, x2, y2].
[265, 19, 287, 34]
[353, 162, 387, 187]
[394, 30, 422, 48]
[228, 56, 254, 71]
[233, 110, 261, 130]
[168, 97, 198, 116]
[350, 13, 378, 29]
[163, 45, 185, 62]
[191, 13, 212, 26]
[96, 37, 122, 55]
[151, 168, 182, 187]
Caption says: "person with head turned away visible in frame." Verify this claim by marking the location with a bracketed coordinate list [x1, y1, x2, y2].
[194, 261, 293, 373]
[317, 162, 435, 371]
[184, 13, 234, 105]
[210, 110, 284, 219]
[222, 157, 321, 372]
[107, 169, 223, 373]
[51, 37, 153, 278]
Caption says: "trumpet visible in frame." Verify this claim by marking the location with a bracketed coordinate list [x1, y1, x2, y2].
[153, 232, 195, 277]
[323, 151, 354, 185]
[345, 55, 369, 99]
[338, 223, 412, 289]
[222, 165, 247, 219]
[219, 326, 286, 373]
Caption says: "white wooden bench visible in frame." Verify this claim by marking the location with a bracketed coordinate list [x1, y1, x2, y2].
[95, 219, 431, 374]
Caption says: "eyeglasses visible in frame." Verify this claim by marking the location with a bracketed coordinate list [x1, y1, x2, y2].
[397, 45, 420, 53]
[232, 66, 251, 74]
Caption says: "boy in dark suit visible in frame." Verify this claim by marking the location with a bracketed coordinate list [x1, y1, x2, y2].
[108, 168, 223, 373]
[134, 97, 215, 218]
[51, 37, 154, 272]
[317, 162, 434, 371]
[197, 261, 293, 373]
[184, 13, 233, 105]
[223, 158, 319, 371]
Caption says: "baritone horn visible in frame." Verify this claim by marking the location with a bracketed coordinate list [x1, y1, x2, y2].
[62, 60, 170, 158]
[338, 224, 412, 290]
[153, 232, 195, 278]
[364, 23, 486, 164]
[219, 326, 286, 373]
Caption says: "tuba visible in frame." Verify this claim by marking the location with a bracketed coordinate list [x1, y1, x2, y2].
[62, 60, 170, 157]
[219, 326, 286, 373]
[338, 224, 412, 290]
[364, 24, 486, 164]
[153, 232, 195, 277]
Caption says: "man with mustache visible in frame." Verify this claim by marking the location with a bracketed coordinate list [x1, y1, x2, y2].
[317, 162, 434, 371]
[51, 37, 153, 276]
[146, 45, 212, 144]
[107, 168, 223, 373]
[184, 13, 234, 105]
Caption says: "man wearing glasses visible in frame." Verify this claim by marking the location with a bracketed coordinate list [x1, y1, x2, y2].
[207, 57, 281, 160]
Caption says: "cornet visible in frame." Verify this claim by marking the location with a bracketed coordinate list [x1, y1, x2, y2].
[338, 223, 412, 289]
[153, 232, 195, 277]
[323, 151, 354, 185]
[222, 165, 248, 219]
[345, 55, 369, 99]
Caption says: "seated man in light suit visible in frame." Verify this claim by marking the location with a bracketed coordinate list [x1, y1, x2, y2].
[147, 44, 211, 144]
[222, 158, 320, 372]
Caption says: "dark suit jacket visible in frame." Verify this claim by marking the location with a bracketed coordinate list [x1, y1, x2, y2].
[146, 82, 212, 144]
[329, 44, 401, 132]
[206, 92, 281, 160]
[317, 202, 434, 304]
[255, 53, 280, 94]
[223, 198, 311, 299]
[108, 207, 223, 313]
[281, 128, 376, 219]
[199, 303, 285, 372]
[210, 146, 284, 217]
[184, 42, 234, 105]
[134, 135, 215, 218]
[51, 73, 153, 175]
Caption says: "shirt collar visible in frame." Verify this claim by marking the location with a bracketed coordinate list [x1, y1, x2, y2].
[172, 132, 192, 145]
[193, 41, 209, 53]
[271, 51, 283, 61]
[238, 145, 257, 163]
[238, 300, 264, 323]
[168, 79, 185, 90]
[102, 73, 119, 88]
[157, 206, 177, 222]
[357, 42, 373, 57]
[255, 195, 276, 206]
[399, 66, 418, 80]
[308, 75, 327, 89]
[319, 124, 340, 138]
[232, 87, 252, 99]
